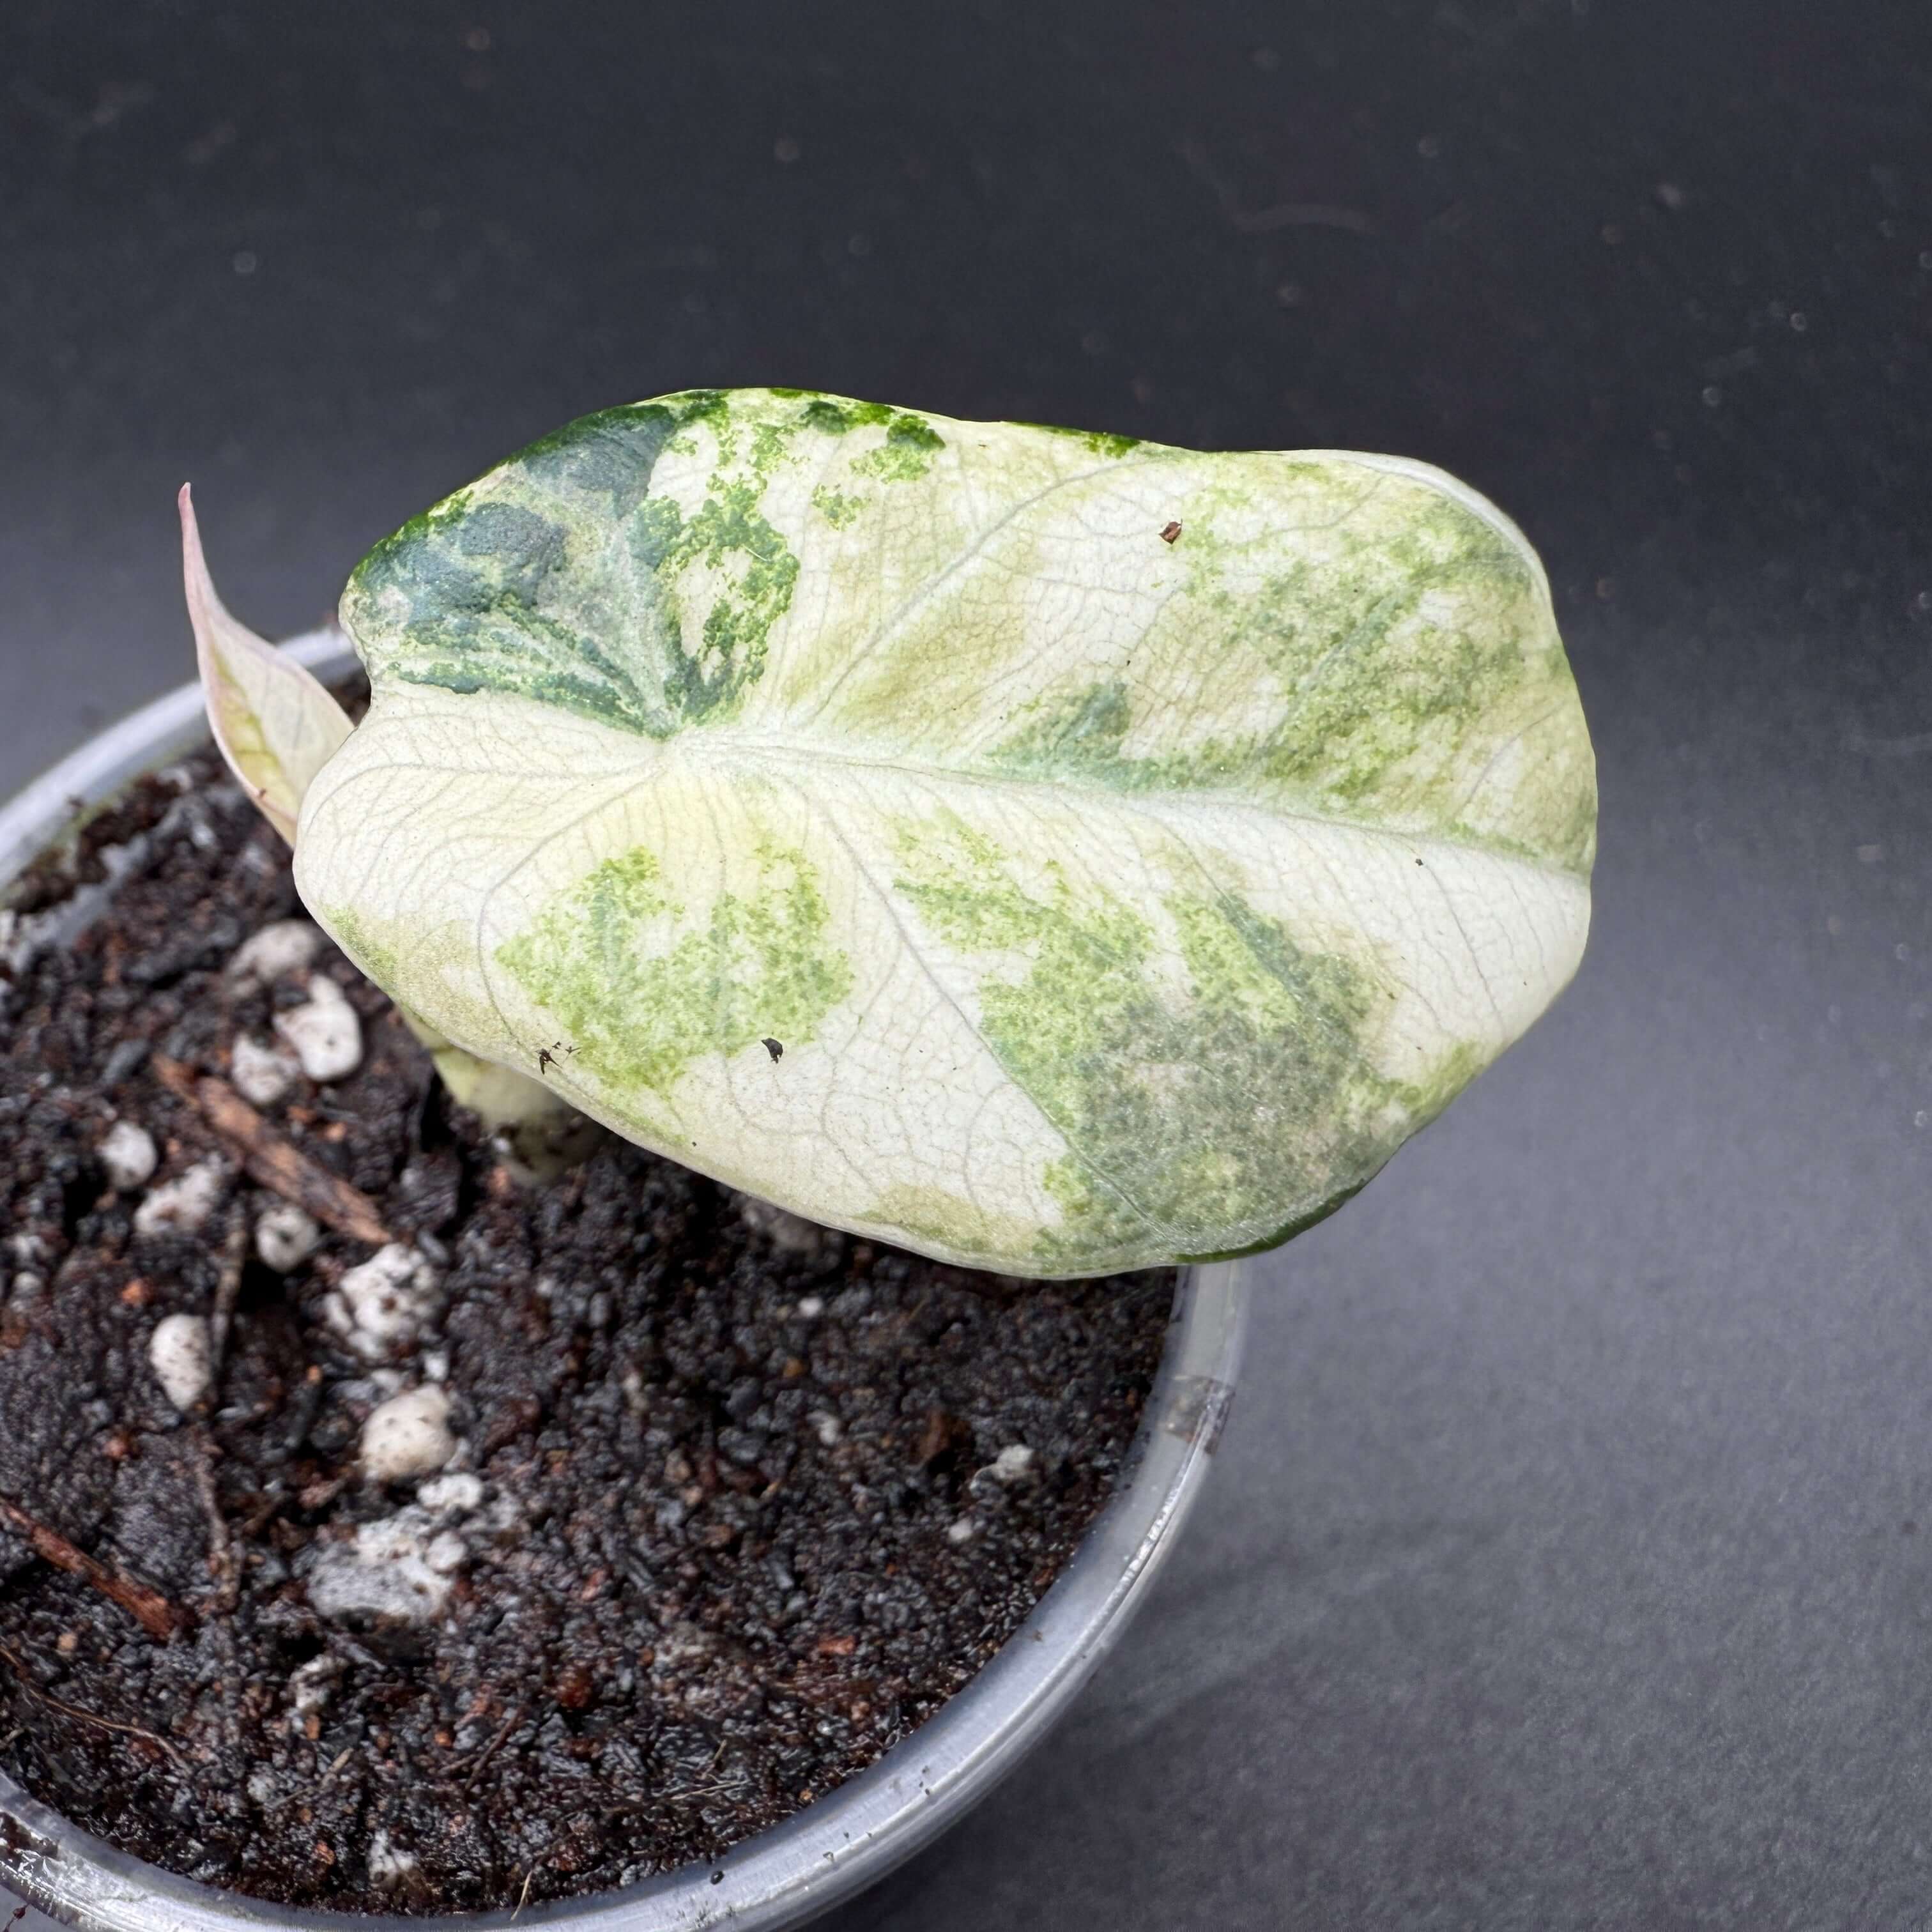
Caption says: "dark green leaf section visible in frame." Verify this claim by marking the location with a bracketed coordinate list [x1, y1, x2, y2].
[891, 811, 1418, 1262]
[346, 395, 705, 733]
[494, 837, 854, 1111]
[646, 482, 800, 721]
[1010, 420, 1144, 459]
[776, 392, 946, 482]
[341, 389, 950, 736]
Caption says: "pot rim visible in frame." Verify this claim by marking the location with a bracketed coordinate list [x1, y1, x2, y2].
[0, 636, 1249, 1932]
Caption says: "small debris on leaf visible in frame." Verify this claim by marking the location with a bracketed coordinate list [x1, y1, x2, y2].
[1160, 520, 1182, 544]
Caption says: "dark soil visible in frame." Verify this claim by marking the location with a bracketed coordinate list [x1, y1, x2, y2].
[0, 750, 1173, 1912]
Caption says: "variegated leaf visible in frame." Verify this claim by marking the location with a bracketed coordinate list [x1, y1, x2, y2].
[295, 390, 1596, 1274]
[180, 484, 353, 844]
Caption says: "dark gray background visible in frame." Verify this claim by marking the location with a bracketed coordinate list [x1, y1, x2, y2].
[4, 2, 1929, 1925]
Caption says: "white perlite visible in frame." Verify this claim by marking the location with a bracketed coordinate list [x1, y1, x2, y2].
[425, 1529, 468, 1570]
[417, 1471, 483, 1514]
[227, 918, 323, 987]
[275, 973, 362, 1082]
[324, 1242, 441, 1360]
[99, 1120, 158, 1191]
[303, 1510, 467, 1625]
[133, 1158, 227, 1238]
[987, 1443, 1036, 1485]
[231, 1034, 300, 1108]
[946, 1515, 979, 1544]
[367, 1830, 420, 1889]
[148, 1313, 213, 1411]
[360, 1385, 457, 1483]
[254, 1201, 321, 1272]
[289, 1652, 344, 1719]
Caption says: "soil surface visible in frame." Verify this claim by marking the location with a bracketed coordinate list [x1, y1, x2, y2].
[0, 749, 1173, 1912]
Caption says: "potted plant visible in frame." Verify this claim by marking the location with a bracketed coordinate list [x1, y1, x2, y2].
[1, 389, 1595, 1926]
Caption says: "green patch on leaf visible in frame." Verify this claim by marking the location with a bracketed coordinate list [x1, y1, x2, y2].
[892, 811, 1418, 1261]
[787, 394, 945, 478]
[809, 484, 864, 529]
[846, 409, 947, 482]
[1176, 1179, 1367, 1262]
[1012, 420, 1143, 459]
[324, 906, 401, 992]
[653, 480, 801, 719]
[987, 680, 1137, 783]
[864, 1183, 1044, 1265]
[495, 837, 854, 1107]
[1241, 499, 1536, 793]
[797, 397, 891, 435]
[985, 680, 1245, 795]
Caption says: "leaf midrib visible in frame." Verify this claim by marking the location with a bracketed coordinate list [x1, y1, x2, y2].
[335, 700, 1591, 886]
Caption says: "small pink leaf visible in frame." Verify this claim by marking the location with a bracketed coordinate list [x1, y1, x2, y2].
[180, 484, 353, 845]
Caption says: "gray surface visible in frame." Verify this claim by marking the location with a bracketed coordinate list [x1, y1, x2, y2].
[4, 1, 1929, 1925]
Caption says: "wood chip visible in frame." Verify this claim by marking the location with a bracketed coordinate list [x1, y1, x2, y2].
[151, 1056, 391, 1245]
[0, 1492, 186, 1641]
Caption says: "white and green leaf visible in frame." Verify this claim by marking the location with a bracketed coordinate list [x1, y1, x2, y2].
[292, 390, 1596, 1275]
[180, 484, 353, 845]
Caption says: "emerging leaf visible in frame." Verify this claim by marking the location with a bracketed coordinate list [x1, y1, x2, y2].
[295, 391, 1597, 1275]
[181, 483, 353, 845]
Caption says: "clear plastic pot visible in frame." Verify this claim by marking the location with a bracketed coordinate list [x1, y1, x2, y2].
[0, 635, 1248, 1929]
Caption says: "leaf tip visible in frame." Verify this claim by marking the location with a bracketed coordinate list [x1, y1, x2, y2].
[178, 479, 226, 640]
[179, 487, 353, 848]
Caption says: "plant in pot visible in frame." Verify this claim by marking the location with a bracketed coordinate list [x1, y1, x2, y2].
[0, 390, 1595, 1926]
